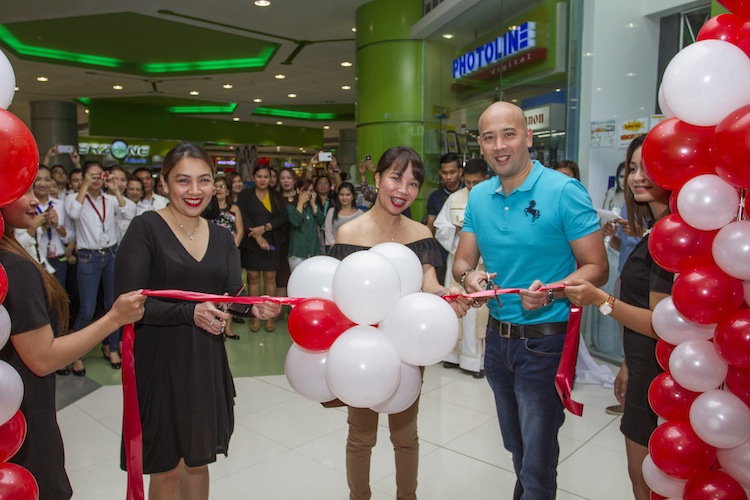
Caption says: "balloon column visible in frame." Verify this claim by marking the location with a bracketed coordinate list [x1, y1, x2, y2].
[641, 3, 750, 497]
[0, 49, 40, 499]
[284, 243, 459, 414]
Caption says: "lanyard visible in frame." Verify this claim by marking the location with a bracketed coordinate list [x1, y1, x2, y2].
[85, 194, 106, 232]
[36, 202, 53, 239]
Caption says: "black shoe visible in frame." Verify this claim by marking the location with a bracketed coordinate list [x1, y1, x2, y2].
[72, 367, 86, 377]
[443, 361, 459, 369]
[233, 316, 245, 324]
[224, 333, 241, 340]
[56, 367, 70, 376]
[472, 370, 485, 380]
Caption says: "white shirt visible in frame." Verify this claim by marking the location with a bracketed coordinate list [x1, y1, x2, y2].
[65, 191, 135, 250]
[35, 196, 71, 259]
[136, 193, 169, 213]
[115, 198, 138, 243]
[14, 228, 56, 274]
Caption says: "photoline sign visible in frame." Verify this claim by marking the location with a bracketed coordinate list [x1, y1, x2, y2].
[452, 22, 537, 80]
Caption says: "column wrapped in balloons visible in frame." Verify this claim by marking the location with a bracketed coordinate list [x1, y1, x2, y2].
[284, 243, 458, 414]
[639, 2, 750, 496]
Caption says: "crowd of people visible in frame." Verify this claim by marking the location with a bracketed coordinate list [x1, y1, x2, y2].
[1, 101, 669, 499]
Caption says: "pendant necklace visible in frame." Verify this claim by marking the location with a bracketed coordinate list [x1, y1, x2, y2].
[170, 206, 199, 240]
[373, 214, 401, 242]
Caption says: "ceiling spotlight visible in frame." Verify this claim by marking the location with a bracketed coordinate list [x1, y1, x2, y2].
[340, 61, 353, 67]
[276, 146, 281, 152]
[288, 93, 297, 98]
[555, 88, 561, 92]
[352, 27, 357, 32]
[275, 74, 286, 79]
[113, 84, 123, 90]
[14, 86, 19, 91]
[511, 98, 518, 103]
[276, 121, 283, 125]
[223, 84, 233, 89]
[583, 52, 594, 57]
[625, 22, 638, 28]
[253, 98, 262, 103]
[341, 85, 351, 90]
[189, 90, 200, 96]
[233, 117, 240, 121]
[442, 33, 454, 39]
[84, 109, 90, 114]
[37, 76, 48, 82]
[323, 125, 330, 130]
[626, 72, 636, 77]
[254, 0, 271, 6]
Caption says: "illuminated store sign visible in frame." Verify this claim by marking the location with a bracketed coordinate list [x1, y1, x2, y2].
[79, 141, 152, 165]
[452, 22, 536, 79]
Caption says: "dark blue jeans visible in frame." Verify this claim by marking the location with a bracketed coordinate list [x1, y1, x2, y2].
[48, 257, 67, 288]
[484, 327, 566, 500]
[73, 247, 119, 353]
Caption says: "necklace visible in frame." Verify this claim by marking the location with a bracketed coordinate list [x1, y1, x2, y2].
[372, 213, 401, 242]
[169, 206, 200, 240]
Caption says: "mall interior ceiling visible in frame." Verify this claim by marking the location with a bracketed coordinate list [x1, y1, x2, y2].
[2, 0, 541, 156]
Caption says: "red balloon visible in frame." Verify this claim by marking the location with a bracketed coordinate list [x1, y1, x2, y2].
[672, 266, 744, 324]
[648, 372, 701, 421]
[287, 298, 356, 351]
[698, 14, 745, 42]
[0, 110, 38, 208]
[0, 213, 4, 240]
[649, 421, 716, 480]
[684, 470, 747, 500]
[714, 309, 750, 369]
[642, 118, 716, 191]
[648, 214, 717, 273]
[0, 410, 26, 463]
[711, 103, 750, 188]
[669, 191, 679, 215]
[737, 22, 750, 58]
[726, 365, 750, 408]
[0, 265, 7, 305]
[718, 0, 750, 20]
[656, 340, 676, 371]
[0, 463, 38, 499]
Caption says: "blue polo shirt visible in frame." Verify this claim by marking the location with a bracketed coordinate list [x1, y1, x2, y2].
[463, 161, 600, 324]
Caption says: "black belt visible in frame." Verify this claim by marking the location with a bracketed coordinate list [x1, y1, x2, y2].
[80, 245, 116, 255]
[488, 317, 568, 339]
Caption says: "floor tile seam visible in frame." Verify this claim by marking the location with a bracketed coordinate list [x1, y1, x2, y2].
[418, 392, 499, 418]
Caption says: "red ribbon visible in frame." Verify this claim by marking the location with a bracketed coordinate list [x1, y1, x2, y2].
[122, 285, 582, 499]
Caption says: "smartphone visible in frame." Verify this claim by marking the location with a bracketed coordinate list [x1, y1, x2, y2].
[318, 151, 332, 162]
[58, 145, 75, 154]
[365, 154, 371, 161]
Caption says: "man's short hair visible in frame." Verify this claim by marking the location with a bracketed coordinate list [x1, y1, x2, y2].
[464, 158, 488, 176]
[439, 153, 461, 167]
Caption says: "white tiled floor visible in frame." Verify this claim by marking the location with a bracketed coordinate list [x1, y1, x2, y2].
[59, 365, 633, 499]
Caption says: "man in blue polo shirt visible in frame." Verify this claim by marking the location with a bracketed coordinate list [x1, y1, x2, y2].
[453, 101, 608, 499]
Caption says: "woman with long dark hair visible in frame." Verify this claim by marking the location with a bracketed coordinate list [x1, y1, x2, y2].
[324, 181, 363, 250]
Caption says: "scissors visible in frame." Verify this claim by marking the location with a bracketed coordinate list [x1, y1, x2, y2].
[481, 271, 502, 308]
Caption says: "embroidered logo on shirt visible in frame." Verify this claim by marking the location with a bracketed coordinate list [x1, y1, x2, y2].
[524, 200, 540, 222]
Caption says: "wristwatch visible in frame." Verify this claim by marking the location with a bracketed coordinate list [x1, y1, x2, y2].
[599, 295, 616, 315]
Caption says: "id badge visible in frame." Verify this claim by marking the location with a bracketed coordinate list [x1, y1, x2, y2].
[46, 243, 57, 259]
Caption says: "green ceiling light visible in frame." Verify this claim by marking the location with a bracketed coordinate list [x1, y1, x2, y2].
[0, 26, 123, 68]
[253, 107, 338, 120]
[168, 103, 238, 113]
[77, 97, 92, 105]
[143, 46, 276, 73]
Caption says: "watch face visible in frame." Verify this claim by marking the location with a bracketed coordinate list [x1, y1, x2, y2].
[599, 303, 613, 315]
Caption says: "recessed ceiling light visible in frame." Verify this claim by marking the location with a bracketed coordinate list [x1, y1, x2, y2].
[511, 98, 518, 103]
[583, 52, 594, 57]
[233, 117, 240, 121]
[276, 146, 281, 152]
[341, 61, 353, 67]
[84, 109, 89, 114]
[14, 86, 18, 91]
[113, 84, 123, 90]
[509, 25, 519, 31]
[254, 0, 271, 6]
[323, 125, 330, 130]
[595, 87, 603, 91]
[253, 98, 262, 103]
[625, 22, 638, 28]
[555, 88, 561, 92]
[223, 84, 233, 89]
[626, 72, 636, 77]
[352, 27, 357, 32]
[442, 33, 454, 39]
[341, 85, 351, 90]
[299, 148, 304, 151]
[288, 93, 297, 98]
[37, 76, 48, 82]
[189, 90, 200, 96]
[275, 74, 285, 79]
[276, 121, 283, 125]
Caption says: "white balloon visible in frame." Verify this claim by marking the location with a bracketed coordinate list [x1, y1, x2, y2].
[717, 436, 750, 486]
[661, 39, 750, 127]
[379, 292, 459, 366]
[0, 360, 23, 426]
[370, 363, 422, 414]
[642, 453, 687, 498]
[370, 242, 423, 297]
[0, 50, 15, 110]
[332, 251, 401, 325]
[652, 296, 716, 345]
[677, 174, 740, 231]
[0, 305, 10, 350]
[658, 83, 675, 119]
[689, 390, 750, 449]
[669, 339, 729, 392]
[287, 255, 340, 300]
[284, 343, 336, 403]
[325, 325, 401, 408]
[713, 221, 750, 280]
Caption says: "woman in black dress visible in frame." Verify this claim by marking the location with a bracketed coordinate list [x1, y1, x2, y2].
[0, 184, 145, 499]
[564, 135, 672, 500]
[114, 143, 279, 499]
[331, 146, 471, 499]
[236, 164, 287, 332]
